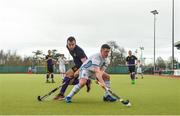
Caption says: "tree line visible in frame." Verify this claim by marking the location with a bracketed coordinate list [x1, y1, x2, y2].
[0, 49, 61, 66]
[0, 41, 178, 70]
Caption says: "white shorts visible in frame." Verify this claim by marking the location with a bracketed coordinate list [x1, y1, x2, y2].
[79, 69, 96, 80]
[137, 68, 142, 73]
[59, 65, 66, 73]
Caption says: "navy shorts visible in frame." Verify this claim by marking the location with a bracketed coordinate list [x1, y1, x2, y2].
[47, 65, 54, 73]
[128, 66, 135, 73]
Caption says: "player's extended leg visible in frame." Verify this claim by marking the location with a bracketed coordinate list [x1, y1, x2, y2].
[54, 68, 75, 100]
[65, 78, 87, 103]
[102, 73, 117, 102]
[73, 69, 91, 92]
[70, 75, 91, 93]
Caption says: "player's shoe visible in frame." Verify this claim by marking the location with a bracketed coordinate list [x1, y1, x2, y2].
[52, 79, 55, 83]
[65, 96, 72, 103]
[46, 80, 50, 83]
[103, 95, 117, 102]
[131, 80, 135, 85]
[86, 79, 91, 92]
[53, 93, 65, 100]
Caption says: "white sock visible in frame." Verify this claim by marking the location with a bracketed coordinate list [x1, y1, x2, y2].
[104, 80, 110, 97]
[67, 84, 81, 98]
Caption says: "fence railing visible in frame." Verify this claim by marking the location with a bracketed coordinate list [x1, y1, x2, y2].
[0, 66, 177, 75]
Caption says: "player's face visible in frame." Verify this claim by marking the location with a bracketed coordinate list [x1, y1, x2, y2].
[67, 40, 76, 51]
[48, 50, 51, 55]
[101, 48, 110, 58]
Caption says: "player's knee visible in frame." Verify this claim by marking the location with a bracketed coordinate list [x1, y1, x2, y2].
[65, 72, 74, 78]
[79, 78, 87, 87]
[102, 75, 110, 81]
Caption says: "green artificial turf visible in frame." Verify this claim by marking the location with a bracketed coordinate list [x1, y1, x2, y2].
[0, 74, 179, 115]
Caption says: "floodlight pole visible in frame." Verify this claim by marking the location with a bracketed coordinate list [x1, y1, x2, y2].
[140, 46, 144, 63]
[172, 0, 175, 70]
[151, 10, 158, 74]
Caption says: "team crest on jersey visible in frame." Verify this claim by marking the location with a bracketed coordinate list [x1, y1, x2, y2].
[73, 53, 76, 57]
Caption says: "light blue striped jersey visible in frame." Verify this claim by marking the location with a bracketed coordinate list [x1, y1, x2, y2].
[80, 53, 110, 72]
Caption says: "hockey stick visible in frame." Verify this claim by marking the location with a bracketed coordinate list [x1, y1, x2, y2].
[97, 81, 131, 107]
[37, 82, 65, 101]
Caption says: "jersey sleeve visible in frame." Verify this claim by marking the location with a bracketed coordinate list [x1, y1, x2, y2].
[134, 55, 138, 60]
[126, 57, 129, 62]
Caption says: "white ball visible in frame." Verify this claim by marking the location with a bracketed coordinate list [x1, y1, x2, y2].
[126, 102, 132, 107]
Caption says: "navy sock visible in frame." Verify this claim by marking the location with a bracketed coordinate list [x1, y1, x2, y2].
[51, 74, 54, 79]
[130, 74, 133, 80]
[60, 77, 71, 95]
[46, 74, 49, 80]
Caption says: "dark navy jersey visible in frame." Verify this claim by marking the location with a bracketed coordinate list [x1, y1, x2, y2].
[126, 55, 137, 65]
[46, 55, 53, 66]
[67, 45, 87, 69]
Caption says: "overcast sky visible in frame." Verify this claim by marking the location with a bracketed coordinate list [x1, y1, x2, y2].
[0, 0, 179, 63]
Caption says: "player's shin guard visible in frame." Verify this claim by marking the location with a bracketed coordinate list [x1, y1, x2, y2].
[67, 83, 81, 98]
[104, 80, 110, 97]
[60, 77, 71, 95]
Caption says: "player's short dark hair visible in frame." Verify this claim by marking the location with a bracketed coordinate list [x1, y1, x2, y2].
[101, 44, 111, 49]
[67, 36, 76, 43]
